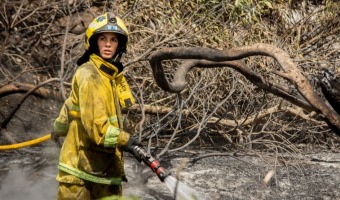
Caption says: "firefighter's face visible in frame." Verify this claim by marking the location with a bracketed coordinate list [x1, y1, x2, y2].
[97, 32, 119, 59]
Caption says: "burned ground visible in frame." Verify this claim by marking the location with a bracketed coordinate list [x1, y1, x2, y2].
[0, 143, 339, 200]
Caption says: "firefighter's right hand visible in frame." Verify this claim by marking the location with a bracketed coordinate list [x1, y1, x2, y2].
[124, 136, 143, 162]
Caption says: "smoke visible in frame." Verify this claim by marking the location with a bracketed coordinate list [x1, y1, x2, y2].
[0, 144, 59, 200]
[0, 164, 58, 200]
[0, 148, 171, 200]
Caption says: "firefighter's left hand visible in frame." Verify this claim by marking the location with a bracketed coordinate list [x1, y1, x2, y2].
[124, 136, 143, 162]
[51, 130, 64, 147]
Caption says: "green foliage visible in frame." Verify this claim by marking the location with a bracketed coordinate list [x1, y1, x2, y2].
[229, 0, 273, 25]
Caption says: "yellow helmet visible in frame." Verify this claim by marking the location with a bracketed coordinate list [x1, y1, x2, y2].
[85, 12, 129, 53]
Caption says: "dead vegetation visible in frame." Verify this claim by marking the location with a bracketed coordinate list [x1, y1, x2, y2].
[0, 0, 339, 158]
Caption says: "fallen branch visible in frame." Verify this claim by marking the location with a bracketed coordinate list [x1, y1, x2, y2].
[148, 43, 340, 134]
[208, 105, 324, 127]
[0, 83, 49, 98]
[126, 104, 190, 115]
[0, 82, 70, 100]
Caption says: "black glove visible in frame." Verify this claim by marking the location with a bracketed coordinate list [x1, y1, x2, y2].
[122, 175, 128, 183]
[124, 137, 143, 162]
[51, 130, 64, 147]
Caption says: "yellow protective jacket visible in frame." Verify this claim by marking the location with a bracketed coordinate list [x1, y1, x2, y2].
[54, 54, 135, 186]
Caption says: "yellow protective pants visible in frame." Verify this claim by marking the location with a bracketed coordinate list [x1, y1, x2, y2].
[57, 181, 122, 200]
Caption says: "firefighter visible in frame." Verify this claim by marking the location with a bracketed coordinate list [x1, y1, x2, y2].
[52, 12, 143, 199]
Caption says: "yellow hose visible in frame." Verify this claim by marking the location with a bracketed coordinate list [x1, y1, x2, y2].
[0, 133, 51, 150]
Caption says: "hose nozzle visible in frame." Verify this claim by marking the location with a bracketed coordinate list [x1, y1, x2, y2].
[133, 146, 171, 182]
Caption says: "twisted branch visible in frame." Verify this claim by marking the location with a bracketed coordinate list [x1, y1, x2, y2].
[148, 43, 340, 134]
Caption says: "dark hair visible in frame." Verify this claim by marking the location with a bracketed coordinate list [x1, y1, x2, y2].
[76, 34, 99, 66]
[76, 50, 90, 66]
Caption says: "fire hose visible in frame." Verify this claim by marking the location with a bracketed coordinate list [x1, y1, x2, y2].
[0, 133, 51, 150]
[0, 133, 171, 182]
[133, 145, 171, 182]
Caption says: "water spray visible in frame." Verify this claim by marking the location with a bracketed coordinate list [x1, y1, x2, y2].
[133, 146, 206, 200]
[133, 146, 171, 182]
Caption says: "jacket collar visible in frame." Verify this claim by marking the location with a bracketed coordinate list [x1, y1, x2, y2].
[90, 54, 120, 79]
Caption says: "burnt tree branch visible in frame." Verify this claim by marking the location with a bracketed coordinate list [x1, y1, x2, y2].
[148, 43, 340, 135]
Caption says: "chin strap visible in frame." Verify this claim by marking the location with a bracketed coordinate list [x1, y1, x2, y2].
[112, 52, 123, 62]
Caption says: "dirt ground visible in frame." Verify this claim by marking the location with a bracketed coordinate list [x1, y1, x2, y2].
[0, 142, 339, 200]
